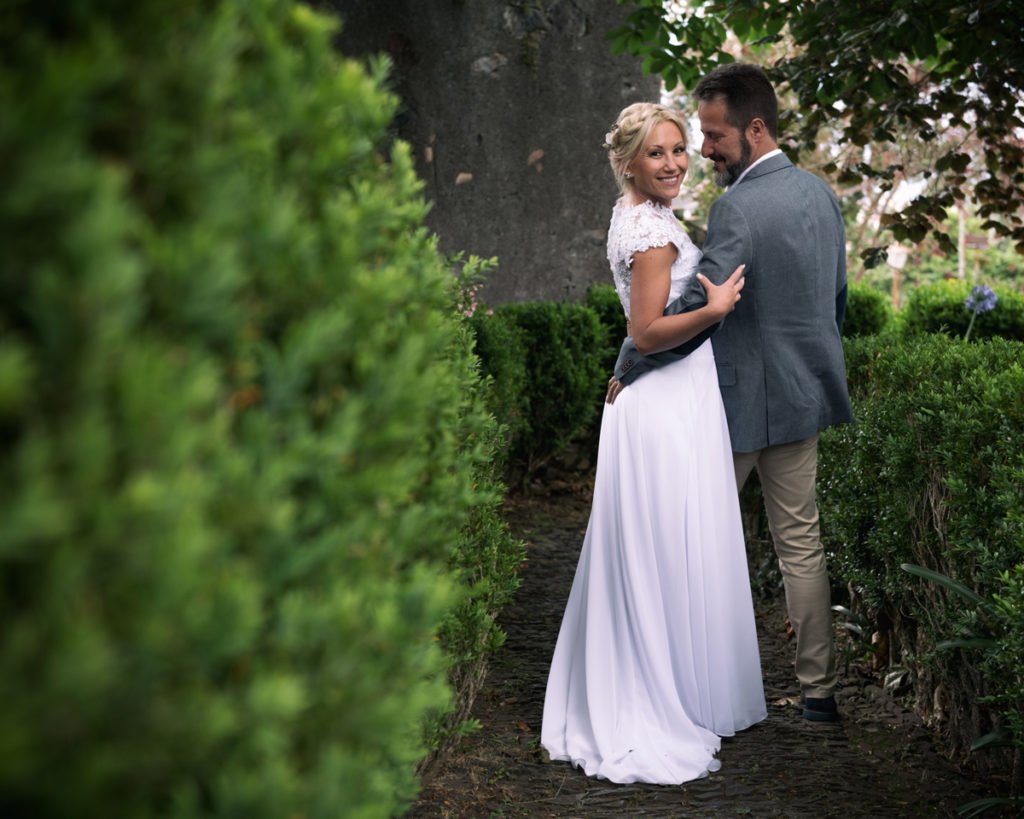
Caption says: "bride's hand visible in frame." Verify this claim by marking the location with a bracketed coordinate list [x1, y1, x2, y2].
[697, 264, 746, 320]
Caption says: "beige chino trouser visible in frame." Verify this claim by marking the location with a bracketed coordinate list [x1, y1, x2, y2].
[733, 434, 837, 699]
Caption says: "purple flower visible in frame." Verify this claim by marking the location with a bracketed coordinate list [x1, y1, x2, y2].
[963, 284, 998, 341]
[964, 284, 998, 315]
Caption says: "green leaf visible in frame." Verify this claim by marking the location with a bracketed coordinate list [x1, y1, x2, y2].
[860, 246, 888, 268]
[969, 727, 1017, 752]
[907, 223, 928, 243]
[958, 797, 1024, 818]
[730, 9, 752, 39]
[913, 27, 937, 59]
[900, 563, 987, 606]
[663, 63, 679, 92]
[766, 15, 786, 38]
[868, 71, 889, 100]
[935, 637, 996, 652]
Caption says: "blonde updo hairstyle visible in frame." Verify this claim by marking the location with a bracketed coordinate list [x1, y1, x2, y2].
[604, 102, 689, 195]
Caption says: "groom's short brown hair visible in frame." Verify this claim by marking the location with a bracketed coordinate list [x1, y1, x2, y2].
[694, 63, 778, 140]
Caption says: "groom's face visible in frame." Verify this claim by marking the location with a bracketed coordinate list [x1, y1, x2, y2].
[698, 97, 751, 188]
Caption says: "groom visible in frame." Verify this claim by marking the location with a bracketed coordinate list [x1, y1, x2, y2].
[609, 63, 852, 722]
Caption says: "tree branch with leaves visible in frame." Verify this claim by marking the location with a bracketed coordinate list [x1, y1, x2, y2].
[609, 0, 1024, 266]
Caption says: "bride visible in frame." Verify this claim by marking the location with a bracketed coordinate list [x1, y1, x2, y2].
[540, 102, 767, 785]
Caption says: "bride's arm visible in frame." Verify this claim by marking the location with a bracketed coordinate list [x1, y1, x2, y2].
[629, 244, 745, 356]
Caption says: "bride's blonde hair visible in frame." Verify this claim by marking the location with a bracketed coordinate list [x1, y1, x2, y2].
[604, 102, 689, 194]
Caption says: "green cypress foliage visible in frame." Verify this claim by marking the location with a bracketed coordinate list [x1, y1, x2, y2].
[0, 2, 504, 815]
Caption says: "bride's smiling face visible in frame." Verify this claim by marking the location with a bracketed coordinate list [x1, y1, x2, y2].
[627, 120, 688, 207]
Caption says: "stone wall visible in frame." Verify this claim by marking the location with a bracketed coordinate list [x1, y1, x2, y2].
[330, 1, 659, 304]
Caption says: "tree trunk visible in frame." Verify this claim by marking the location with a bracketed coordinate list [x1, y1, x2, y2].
[328, 1, 659, 304]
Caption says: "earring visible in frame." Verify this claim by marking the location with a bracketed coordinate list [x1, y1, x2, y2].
[625, 172, 633, 178]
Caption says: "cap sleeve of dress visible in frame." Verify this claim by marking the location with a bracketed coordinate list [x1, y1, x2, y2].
[616, 202, 679, 269]
[607, 202, 682, 316]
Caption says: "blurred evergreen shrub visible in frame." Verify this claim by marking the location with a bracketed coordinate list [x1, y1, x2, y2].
[0, 2, 520, 816]
[900, 280, 1024, 340]
[820, 335, 1024, 763]
[842, 283, 892, 337]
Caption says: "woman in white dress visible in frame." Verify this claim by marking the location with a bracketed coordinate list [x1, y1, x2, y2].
[540, 102, 767, 785]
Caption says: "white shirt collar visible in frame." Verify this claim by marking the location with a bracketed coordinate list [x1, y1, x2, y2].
[729, 148, 783, 190]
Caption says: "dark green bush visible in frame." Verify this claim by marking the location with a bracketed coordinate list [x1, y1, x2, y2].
[842, 282, 892, 337]
[575, 284, 629, 461]
[473, 302, 607, 479]
[469, 309, 529, 458]
[900, 280, 1024, 340]
[0, 2, 517, 816]
[983, 559, 1024, 760]
[820, 335, 1024, 763]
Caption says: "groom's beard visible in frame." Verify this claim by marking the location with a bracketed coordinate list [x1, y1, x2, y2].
[711, 133, 753, 188]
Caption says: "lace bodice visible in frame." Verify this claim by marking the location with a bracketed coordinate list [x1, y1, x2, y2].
[606, 199, 701, 317]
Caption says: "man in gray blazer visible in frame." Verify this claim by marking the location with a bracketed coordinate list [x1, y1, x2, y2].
[610, 64, 852, 722]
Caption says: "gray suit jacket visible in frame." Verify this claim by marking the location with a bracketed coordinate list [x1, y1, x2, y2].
[614, 153, 852, 453]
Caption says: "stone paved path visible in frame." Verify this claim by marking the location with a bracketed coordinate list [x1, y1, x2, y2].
[410, 491, 997, 818]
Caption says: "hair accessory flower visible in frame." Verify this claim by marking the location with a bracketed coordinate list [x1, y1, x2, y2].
[602, 122, 619, 150]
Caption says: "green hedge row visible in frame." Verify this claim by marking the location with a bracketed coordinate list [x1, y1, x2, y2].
[830, 280, 1024, 342]
[467, 281, 904, 483]
[843, 283, 893, 337]
[819, 335, 1024, 766]
[584, 280, 899, 343]
[471, 301, 607, 482]
[901, 279, 1024, 341]
[0, 2, 520, 816]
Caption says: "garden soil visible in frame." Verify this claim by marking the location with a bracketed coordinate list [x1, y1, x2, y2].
[409, 487, 1003, 818]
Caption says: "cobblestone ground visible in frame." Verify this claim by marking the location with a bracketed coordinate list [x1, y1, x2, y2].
[410, 491, 998, 818]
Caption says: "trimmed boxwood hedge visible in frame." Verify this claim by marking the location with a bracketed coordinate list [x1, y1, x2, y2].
[900, 279, 1024, 341]
[820, 334, 1024, 768]
[843, 282, 893, 337]
[472, 302, 607, 481]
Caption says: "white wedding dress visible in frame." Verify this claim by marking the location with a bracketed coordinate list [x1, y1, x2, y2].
[541, 199, 767, 785]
